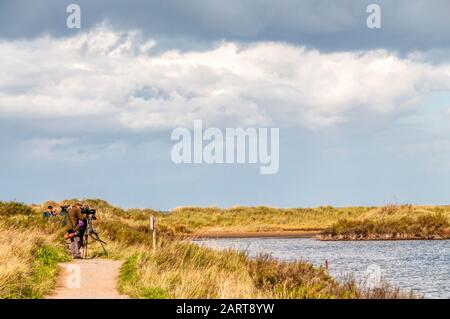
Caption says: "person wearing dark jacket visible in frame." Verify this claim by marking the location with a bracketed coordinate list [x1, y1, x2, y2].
[43, 205, 53, 218]
[65, 203, 87, 258]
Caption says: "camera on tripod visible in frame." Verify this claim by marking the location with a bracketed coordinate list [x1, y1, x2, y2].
[81, 206, 97, 219]
[79, 206, 107, 258]
[60, 205, 70, 213]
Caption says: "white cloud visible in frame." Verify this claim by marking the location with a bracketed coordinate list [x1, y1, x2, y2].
[1, 25, 450, 132]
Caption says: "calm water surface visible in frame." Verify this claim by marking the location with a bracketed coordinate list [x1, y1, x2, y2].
[194, 238, 449, 298]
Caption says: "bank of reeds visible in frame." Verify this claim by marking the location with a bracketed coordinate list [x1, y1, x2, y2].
[320, 213, 450, 240]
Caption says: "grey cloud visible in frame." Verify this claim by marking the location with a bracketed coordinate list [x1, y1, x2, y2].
[0, 0, 450, 55]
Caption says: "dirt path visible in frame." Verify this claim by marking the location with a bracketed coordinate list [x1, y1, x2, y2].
[47, 259, 129, 299]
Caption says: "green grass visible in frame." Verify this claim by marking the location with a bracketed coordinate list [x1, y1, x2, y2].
[27, 243, 70, 298]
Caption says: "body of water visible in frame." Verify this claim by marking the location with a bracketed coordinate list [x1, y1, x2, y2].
[194, 238, 449, 298]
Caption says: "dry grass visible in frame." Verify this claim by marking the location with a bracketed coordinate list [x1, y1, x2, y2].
[0, 225, 38, 297]
[0, 201, 70, 298]
[119, 242, 259, 298]
[0, 222, 69, 298]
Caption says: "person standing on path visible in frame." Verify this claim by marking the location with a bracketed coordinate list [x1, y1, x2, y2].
[64, 202, 86, 259]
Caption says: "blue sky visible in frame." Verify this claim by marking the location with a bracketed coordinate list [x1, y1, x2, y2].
[0, 1, 450, 209]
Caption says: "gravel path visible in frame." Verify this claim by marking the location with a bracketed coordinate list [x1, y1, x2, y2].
[47, 259, 129, 299]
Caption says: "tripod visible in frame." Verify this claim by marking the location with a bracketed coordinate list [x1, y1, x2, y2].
[83, 215, 108, 259]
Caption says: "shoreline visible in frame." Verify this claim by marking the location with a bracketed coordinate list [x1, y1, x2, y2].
[318, 236, 450, 241]
[187, 230, 321, 239]
[184, 231, 450, 241]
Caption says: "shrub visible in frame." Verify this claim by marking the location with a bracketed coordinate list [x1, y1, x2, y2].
[0, 202, 34, 216]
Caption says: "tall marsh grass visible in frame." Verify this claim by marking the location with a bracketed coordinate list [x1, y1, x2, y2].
[321, 213, 450, 240]
[0, 223, 69, 298]
[117, 240, 414, 299]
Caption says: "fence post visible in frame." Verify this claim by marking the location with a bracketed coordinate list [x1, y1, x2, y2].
[150, 216, 157, 253]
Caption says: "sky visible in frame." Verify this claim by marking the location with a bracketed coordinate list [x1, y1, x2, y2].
[0, 0, 450, 209]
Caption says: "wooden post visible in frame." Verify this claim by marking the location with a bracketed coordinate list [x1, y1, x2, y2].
[325, 259, 328, 272]
[150, 216, 157, 253]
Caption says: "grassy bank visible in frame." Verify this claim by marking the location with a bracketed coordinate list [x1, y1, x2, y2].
[0, 202, 69, 298]
[159, 205, 370, 234]
[117, 240, 411, 299]
[157, 204, 450, 237]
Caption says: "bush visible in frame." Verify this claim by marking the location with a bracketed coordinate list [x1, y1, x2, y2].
[247, 254, 343, 298]
[0, 202, 34, 216]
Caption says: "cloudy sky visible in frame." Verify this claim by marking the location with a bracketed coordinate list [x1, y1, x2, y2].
[1, 0, 450, 209]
